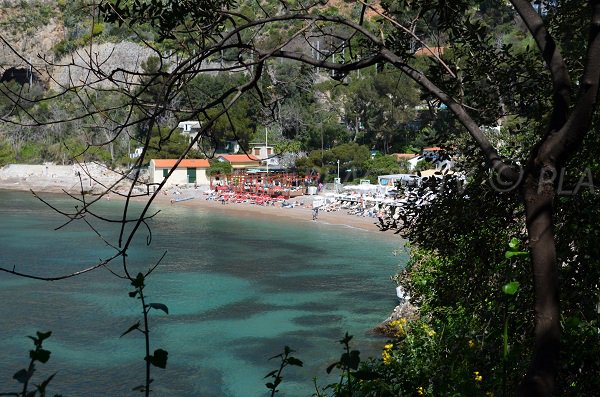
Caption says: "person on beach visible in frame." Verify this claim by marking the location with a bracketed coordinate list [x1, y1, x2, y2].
[312, 206, 319, 221]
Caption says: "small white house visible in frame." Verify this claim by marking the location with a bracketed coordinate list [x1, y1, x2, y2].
[129, 147, 144, 159]
[149, 159, 210, 186]
[177, 121, 202, 147]
[249, 142, 278, 165]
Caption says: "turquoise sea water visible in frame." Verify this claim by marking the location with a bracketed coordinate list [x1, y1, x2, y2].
[0, 190, 406, 396]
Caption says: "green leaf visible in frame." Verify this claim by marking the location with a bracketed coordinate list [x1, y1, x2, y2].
[564, 316, 582, 329]
[31, 348, 51, 363]
[265, 382, 275, 390]
[13, 368, 32, 384]
[36, 331, 52, 342]
[128, 291, 138, 298]
[508, 237, 519, 250]
[326, 362, 338, 374]
[120, 321, 141, 337]
[131, 272, 145, 288]
[147, 302, 169, 314]
[340, 350, 360, 370]
[502, 281, 520, 295]
[263, 370, 278, 379]
[286, 357, 303, 367]
[37, 372, 57, 392]
[146, 348, 168, 369]
[505, 250, 528, 259]
[340, 332, 353, 345]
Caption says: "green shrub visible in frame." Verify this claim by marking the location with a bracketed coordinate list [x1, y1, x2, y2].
[0, 142, 16, 166]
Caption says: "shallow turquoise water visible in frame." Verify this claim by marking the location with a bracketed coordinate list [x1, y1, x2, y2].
[0, 190, 406, 396]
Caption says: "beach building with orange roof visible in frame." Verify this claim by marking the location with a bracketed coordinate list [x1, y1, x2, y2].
[217, 154, 261, 171]
[149, 159, 210, 186]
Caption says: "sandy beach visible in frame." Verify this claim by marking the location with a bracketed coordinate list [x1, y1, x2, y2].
[154, 192, 388, 233]
[0, 165, 394, 235]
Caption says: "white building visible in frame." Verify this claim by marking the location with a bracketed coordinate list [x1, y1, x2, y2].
[249, 142, 278, 166]
[129, 147, 144, 159]
[149, 159, 210, 186]
[177, 121, 202, 147]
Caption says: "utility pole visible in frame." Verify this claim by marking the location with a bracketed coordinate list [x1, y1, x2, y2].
[265, 127, 269, 175]
[320, 124, 324, 165]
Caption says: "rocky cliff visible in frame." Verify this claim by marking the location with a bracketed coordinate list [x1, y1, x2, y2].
[0, 0, 155, 89]
[0, 0, 64, 82]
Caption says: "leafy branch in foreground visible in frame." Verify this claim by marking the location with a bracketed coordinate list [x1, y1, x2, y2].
[122, 272, 170, 396]
[264, 346, 303, 396]
[0, 331, 61, 397]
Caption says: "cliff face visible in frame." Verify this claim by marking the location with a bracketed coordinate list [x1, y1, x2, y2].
[0, 0, 64, 80]
[1, 0, 382, 88]
[50, 41, 157, 90]
[0, 1, 154, 89]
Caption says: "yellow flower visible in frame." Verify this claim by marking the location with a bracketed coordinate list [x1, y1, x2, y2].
[382, 349, 392, 365]
[387, 318, 407, 336]
[473, 371, 483, 382]
[422, 324, 436, 337]
[416, 386, 425, 395]
[468, 339, 476, 349]
[382, 343, 394, 364]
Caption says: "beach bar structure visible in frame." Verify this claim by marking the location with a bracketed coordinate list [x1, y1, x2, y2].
[211, 171, 317, 198]
[149, 159, 210, 186]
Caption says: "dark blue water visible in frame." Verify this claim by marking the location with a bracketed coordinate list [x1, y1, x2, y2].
[0, 190, 406, 396]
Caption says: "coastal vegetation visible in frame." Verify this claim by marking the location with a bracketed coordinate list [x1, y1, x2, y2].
[1, 1, 599, 397]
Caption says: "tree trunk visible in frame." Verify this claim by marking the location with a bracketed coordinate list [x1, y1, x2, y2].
[518, 170, 560, 397]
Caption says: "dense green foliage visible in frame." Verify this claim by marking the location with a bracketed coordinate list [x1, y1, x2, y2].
[1, 1, 438, 168]
[208, 159, 233, 176]
[1, 0, 599, 396]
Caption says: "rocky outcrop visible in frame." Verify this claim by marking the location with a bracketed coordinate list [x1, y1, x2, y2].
[0, 1, 156, 89]
[50, 41, 157, 90]
[0, 1, 64, 82]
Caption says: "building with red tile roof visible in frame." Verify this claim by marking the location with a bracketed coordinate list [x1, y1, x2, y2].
[217, 154, 261, 171]
[149, 159, 210, 186]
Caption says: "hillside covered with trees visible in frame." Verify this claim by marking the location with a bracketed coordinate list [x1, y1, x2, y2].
[0, 0, 430, 177]
[1, 1, 599, 397]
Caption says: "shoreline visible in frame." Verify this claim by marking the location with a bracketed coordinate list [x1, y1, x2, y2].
[0, 182, 399, 238]
[159, 194, 390, 234]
